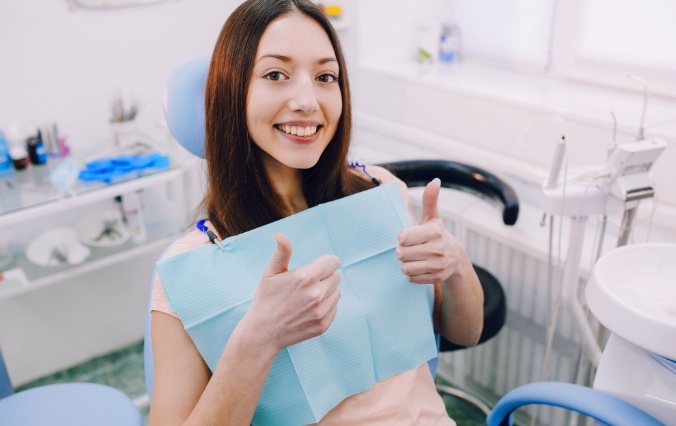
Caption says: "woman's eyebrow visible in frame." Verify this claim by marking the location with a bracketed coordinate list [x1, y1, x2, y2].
[257, 54, 292, 63]
[317, 57, 338, 65]
[256, 54, 338, 65]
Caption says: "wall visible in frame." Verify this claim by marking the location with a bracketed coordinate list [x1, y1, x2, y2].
[0, 0, 238, 154]
[349, 0, 676, 214]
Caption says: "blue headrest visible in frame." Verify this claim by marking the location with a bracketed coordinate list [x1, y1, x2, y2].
[164, 57, 210, 158]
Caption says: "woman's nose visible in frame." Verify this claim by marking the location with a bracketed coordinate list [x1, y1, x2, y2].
[288, 76, 319, 114]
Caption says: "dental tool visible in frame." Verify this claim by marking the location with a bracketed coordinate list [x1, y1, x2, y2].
[540, 136, 567, 227]
[545, 136, 567, 190]
[626, 73, 648, 141]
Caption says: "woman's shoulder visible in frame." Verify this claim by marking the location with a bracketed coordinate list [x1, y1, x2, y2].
[357, 164, 409, 197]
[366, 165, 398, 184]
[160, 228, 211, 261]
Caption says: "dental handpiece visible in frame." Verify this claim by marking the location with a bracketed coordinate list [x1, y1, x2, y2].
[545, 136, 567, 189]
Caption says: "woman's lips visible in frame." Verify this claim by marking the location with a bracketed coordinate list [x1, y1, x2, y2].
[274, 124, 321, 144]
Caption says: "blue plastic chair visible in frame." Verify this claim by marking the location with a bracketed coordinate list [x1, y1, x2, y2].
[486, 381, 664, 426]
[0, 347, 143, 426]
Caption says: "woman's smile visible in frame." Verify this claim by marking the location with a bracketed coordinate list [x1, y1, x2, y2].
[274, 122, 323, 144]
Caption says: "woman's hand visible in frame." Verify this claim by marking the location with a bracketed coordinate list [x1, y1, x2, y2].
[396, 178, 484, 345]
[246, 233, 342, 351]
[396, 178, 465, 284]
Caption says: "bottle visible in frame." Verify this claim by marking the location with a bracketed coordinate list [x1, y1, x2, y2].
[0, 131, 14, 177]
[26, 130, 47, 165]
[417, 20, 438, 65]
[439, 23, 461, 65]
[122, 190, 147, 244]
[324, 3, 342, 22]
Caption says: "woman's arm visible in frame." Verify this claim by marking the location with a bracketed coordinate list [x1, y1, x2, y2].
[150, 234, 342, 425]
[368, 166, 484, 347]
[150, 311, 278, 426]
[435, 242, 484, 346]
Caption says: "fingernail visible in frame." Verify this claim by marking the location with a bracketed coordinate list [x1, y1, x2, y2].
[398, 232, 404, 244]
[401, 265, 407, 274]
[395, 249, 402, 259]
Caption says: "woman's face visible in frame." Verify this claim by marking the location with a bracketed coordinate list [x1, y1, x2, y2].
[247, 12, 342, 173]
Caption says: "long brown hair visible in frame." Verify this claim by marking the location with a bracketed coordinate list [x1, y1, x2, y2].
[204, 0, 374, 239]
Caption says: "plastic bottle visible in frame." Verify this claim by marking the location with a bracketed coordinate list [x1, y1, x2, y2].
[439, 23, 461, 65]
[0, 131, 14, 177]
[122, 190, 147, 244]
[26, 130, 47, 165]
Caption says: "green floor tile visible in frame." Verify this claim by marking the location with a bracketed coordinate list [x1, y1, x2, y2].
[16, 341, 495, 426]
[16, 340, 149, 424]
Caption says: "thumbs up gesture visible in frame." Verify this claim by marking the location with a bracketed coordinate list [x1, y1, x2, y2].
[396, 178, 462, 284]
[248, 233, 342, 351]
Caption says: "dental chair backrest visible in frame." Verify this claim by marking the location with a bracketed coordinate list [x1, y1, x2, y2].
[164, 57, 210, 159]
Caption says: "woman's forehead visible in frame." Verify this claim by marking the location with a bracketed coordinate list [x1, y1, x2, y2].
[255, 13, 336, 63]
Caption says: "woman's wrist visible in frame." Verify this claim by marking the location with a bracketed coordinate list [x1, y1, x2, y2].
[231, 313, 281, 361]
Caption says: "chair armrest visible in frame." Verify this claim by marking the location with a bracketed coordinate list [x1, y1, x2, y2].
[378, 159, 519, 225]
[486, 382, 664, 426]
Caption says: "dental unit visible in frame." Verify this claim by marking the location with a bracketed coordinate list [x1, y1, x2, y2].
[536, 95, 673, 423]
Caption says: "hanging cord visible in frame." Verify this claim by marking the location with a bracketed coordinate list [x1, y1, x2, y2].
[644, 194, 659, 242]
[531, 149, 569, 426]
[347, 161, 382, 186]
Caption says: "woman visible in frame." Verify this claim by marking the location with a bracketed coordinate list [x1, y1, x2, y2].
[150, 0, 484, 424]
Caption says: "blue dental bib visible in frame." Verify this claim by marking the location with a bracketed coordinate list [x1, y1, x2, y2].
[156, 182, 438, 425]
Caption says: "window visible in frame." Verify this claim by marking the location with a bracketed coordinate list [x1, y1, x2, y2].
[552, 0, 676, 98]
[450, 0, 676, 98]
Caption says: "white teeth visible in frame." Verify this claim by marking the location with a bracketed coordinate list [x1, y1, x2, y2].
[278, 125, 318, 137]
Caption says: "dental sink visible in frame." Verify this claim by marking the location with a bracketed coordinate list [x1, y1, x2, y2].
[587, 243, 676, 360]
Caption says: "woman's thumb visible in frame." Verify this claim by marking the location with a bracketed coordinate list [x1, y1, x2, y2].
[264, 233, 292, 277]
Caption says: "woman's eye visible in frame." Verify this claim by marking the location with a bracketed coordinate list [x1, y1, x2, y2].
[317, 73, 338, 83]
[263, 71, 286, 81]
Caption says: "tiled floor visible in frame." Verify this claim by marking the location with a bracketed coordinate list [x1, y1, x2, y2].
[17, 342, 486, 426]
[16, 341, 150, 423]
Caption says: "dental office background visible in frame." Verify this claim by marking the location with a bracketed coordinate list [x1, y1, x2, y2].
[1, 0, 675, 424]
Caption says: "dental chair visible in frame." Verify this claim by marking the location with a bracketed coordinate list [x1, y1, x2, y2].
[146, 57, 514, 414]
[0, 347, 143, 425]
[147, 57, 667, 425]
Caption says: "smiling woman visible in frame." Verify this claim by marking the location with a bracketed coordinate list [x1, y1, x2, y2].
[148, 0, 483, 425]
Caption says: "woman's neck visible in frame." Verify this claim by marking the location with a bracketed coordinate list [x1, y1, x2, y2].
[263, 160, 307, 214]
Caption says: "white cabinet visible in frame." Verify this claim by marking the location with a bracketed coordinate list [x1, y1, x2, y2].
[0, 143, 199, 387]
